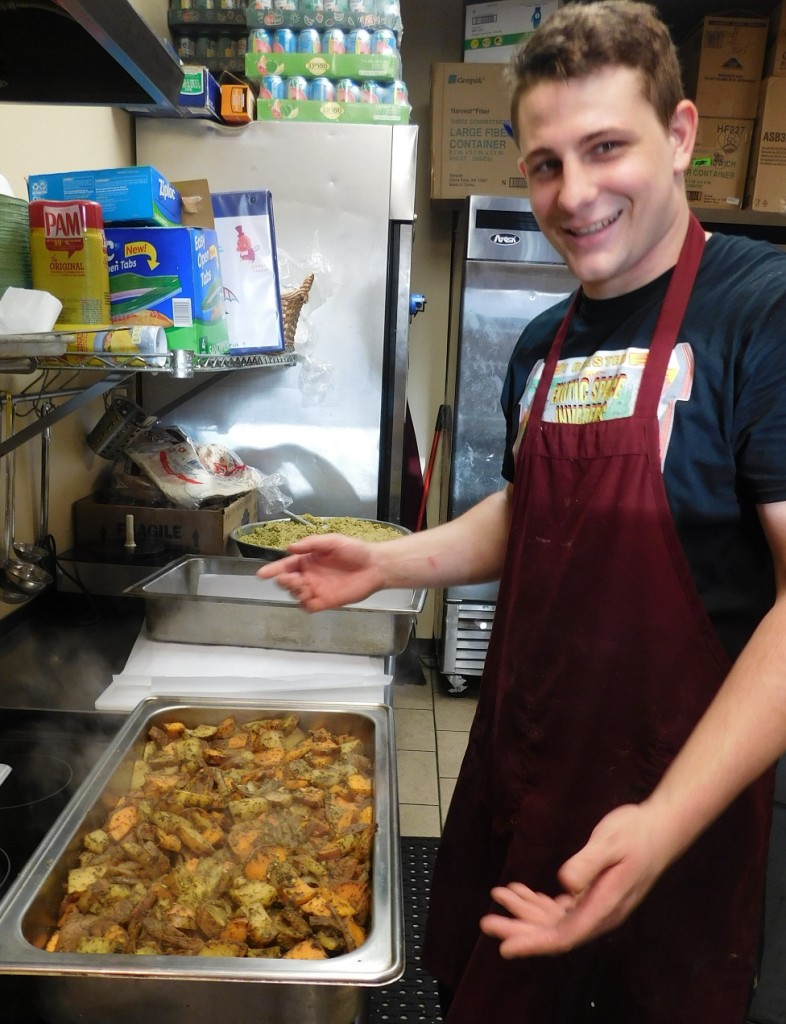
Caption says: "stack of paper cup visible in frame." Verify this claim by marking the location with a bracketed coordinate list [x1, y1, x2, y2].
[67, 326, 168, 367]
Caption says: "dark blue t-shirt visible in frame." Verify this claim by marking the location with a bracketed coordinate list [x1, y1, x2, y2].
[501, 232, 786, 660]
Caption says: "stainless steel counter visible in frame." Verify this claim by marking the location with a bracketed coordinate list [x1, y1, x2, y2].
[0, 594, 145, 712]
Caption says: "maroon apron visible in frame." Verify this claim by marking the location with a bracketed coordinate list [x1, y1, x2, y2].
[422, 215, 775, 1024]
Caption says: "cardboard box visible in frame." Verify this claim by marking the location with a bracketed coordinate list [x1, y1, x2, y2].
[681, 15, 768, 119]
[684, 116, 754, 211]
[105, 226, 230, 355]
[72, 491, 258, 557]
[430, 63, 525, 200]
[464, 1, 562, 63]
[745, 76, 786, 212]
[220, 74, 256, 124]
[179, 65, 221, 120]
[27, 166, 181, 227]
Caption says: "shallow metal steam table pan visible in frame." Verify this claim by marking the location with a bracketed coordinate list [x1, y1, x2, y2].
[123, 555, 426, 656]
[0, 696, 402, 1024]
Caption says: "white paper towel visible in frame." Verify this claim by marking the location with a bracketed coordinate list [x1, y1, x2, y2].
[95, 626, 392, 712]
[0, 286, 62, 334]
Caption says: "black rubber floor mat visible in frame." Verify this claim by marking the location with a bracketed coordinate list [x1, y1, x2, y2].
[367, 836, 443, 1023]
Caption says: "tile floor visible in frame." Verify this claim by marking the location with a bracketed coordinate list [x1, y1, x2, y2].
[392, 667, 478, 837]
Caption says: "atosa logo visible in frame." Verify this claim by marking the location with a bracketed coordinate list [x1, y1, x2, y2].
[490, 233, 520, 246]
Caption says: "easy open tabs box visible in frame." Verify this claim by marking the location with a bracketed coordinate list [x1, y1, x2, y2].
[104, 226, 230, 355]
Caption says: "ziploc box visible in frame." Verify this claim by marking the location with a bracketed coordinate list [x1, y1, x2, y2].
[104, 227, 230, 355]
[211, 191, 285, 354]
[27, 166, 181, 227]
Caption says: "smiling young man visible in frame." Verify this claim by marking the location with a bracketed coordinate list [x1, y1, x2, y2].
[259, 3, 786, 1021]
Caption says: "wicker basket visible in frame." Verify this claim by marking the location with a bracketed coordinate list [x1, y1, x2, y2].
[280, 273, 314, 351]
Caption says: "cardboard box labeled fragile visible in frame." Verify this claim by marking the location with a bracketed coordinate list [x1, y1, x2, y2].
[745, 76, 786, 212]
[685, 117, 754, 210]
[430, 63, 525, 200]
[72, 490, 257, 557]
[681, 15, 768, 119]
[464, 0, 562, 63]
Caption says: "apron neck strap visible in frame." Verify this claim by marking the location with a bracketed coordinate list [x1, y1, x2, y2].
[634, 213, 706, 417]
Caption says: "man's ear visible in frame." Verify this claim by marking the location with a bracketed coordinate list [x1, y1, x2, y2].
[670, 99, 699, 174]
[517, 157, 528, 183]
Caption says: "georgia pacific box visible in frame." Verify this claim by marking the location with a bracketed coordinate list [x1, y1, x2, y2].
[72, 490, 257, 557]
[745, 76, 786, 212]
[430, 63, 525, 200]
[681, 15, 768, 119]
[685, 116, 754, 211]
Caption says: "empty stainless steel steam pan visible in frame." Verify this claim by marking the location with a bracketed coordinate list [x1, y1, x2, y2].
[0, 697, 403, 1024]
[124, 555, 425, 656]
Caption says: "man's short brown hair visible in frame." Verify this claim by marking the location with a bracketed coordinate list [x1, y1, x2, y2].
[508, 1, 685, 142]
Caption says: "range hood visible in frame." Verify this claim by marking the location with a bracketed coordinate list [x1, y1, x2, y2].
[0, 0, 184, 109]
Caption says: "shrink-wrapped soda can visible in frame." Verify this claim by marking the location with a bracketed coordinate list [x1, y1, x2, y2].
[336, 77, 359, 102]
[309, 76, 336, 101]
[286, 75, 310, 100]
[322, 27, 346, 53]
[250, 29, 272, 52]
[371, 28, 397, 54]
[359, 79, 382, 103]
[386, 79, 408, 105]
[260, 73, 286, 99]
[346, 28, 371, 53]
[298, 27, 322, 52]
[273, 27, 297, 51]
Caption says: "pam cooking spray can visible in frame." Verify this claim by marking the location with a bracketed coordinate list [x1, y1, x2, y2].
[29, 199, 111, 330]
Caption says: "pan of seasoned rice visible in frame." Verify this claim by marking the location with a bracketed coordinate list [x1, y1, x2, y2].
[230, 516, 408, 561]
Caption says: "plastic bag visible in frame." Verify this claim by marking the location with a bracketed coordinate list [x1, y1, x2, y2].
[126, 428, 266, 509]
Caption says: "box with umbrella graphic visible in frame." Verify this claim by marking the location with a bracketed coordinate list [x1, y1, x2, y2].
[104, 226, 229, 355]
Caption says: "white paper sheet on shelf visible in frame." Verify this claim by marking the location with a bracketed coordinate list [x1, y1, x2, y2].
[95, 626, 392, 712]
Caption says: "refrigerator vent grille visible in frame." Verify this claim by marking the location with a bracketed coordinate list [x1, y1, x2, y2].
[441, 600, 496, 678]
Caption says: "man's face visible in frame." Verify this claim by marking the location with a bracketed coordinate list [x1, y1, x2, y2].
[516, 65, 695, 299]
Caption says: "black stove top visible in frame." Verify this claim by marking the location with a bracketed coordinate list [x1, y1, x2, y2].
[0, 707, 126, 1024]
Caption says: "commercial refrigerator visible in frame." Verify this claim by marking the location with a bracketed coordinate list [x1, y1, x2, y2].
[437, 195, 577, 691]
[134, 119, 418, 524]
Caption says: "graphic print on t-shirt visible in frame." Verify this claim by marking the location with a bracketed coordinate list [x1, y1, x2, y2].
[513, 343, 694, 466]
